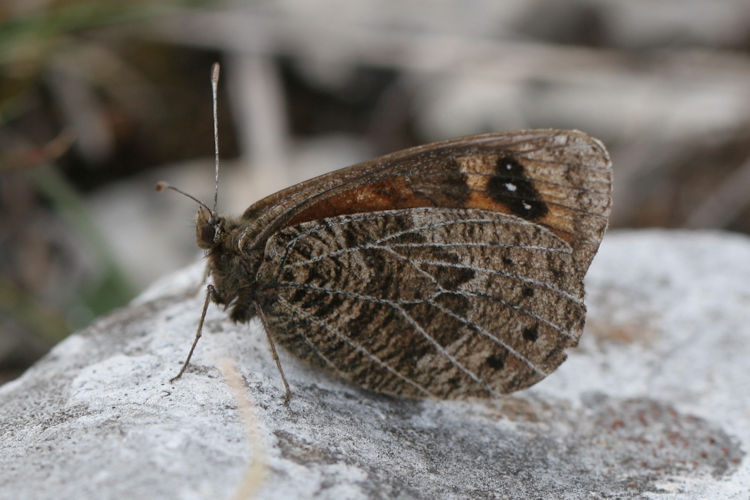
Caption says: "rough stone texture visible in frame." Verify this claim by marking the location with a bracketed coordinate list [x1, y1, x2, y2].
[1, 230, 748, 499]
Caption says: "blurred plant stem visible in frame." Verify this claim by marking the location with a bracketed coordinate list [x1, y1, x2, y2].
[25, 161, 136, 331]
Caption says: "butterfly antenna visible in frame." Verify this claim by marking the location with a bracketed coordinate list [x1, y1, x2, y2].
[155, 181, 212, 213]
[211, 62, 221, 214]
[156, 62, 223, 217]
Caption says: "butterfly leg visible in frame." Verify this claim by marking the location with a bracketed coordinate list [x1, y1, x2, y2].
[254, 301, 292, 405]
[170, 284, 215, 382]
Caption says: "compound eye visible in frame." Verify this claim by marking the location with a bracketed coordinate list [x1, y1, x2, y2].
[200, 224, 216, 246]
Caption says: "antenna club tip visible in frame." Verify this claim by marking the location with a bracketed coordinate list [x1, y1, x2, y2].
[155, 181, 169, 192]
[211, 62, 220, 83]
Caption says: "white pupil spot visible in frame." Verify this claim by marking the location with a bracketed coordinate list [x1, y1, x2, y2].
[505, 182, 517, 192]
[505, 163, 513, 171]
[522, 201, 532, 210]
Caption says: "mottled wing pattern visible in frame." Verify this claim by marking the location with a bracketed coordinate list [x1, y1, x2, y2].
[256, 208, 586, 399]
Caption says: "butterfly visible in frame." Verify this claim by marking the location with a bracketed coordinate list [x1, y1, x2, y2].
[163, 128, 612, 402]
[160, 60, 611, 403]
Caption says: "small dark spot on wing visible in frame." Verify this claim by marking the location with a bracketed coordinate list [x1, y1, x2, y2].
[486, 354, 505, 370]
[523, 324, 539, 342]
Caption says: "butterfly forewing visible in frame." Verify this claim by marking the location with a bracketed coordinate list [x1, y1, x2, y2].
[242, 130, 610, 275]
[255, 207, 587, 399]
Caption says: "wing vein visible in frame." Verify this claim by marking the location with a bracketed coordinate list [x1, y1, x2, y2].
[278, 284, 495, 397]
[276, 296, 437, 398]
[288, 244, 582, 304]
[270, 212, 562, 282]
[445, 289, 578, 340]
[371, 245, 549, 379]
[415, 168, 612, 196]
[427, 298, 547, 378]
[410, 182, 610, 218]
[391, 302, 500, 397]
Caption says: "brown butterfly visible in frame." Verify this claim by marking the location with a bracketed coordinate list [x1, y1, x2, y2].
[160, 65, 612, 402]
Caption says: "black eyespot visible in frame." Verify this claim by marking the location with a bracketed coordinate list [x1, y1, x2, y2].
[488, 155, 549, 220]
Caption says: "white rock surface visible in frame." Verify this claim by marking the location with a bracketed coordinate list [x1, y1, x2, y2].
[1, 231, 748, 499]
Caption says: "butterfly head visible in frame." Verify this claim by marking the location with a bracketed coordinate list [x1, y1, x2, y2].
[195, 205, 224, 249]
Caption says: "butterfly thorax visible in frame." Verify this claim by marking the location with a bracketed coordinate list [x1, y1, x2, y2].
[195, 207, 264, 323]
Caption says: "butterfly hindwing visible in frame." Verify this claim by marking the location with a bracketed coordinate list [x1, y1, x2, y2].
[255, 207, 586, 399]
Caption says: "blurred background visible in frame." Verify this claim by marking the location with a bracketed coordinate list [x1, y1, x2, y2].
[2, 0, 750, 383]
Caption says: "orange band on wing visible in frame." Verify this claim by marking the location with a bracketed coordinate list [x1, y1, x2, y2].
[288, 177, 434, 226]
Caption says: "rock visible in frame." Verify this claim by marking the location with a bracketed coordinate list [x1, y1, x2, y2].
[1, 231, 748, 499]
